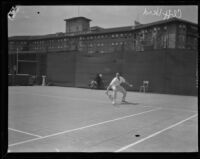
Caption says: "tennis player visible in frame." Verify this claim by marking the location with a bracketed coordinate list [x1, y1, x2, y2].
[106, 72, 133, 105]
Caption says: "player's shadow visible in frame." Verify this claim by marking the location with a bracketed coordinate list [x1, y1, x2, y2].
[121, 102, 140, 105]
[114, 102, 140, 107]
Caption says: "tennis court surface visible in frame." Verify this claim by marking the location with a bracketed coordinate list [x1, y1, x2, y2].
[8, 86, 198, 152]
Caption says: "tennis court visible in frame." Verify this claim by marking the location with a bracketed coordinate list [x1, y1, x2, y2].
[8, 86, 198, 152]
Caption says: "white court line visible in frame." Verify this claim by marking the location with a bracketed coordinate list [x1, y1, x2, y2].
[9, 128, 42, 138]
[115, 113, 198, 152]
[9, 91, 154, 108]
[9, 107, 161, 147]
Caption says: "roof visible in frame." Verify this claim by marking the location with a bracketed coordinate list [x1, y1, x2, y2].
[9, 17, 198, 41]
[9, 32, 67, 40]
[133, 17, 197, 30]
[98, 26, 133, 33]
[88, 17, 197, 34]
[64, 16, 91, 22]
[90, 26, 104, 30]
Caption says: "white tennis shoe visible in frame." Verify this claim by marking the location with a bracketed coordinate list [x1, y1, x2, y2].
[112, 101, 116, 105]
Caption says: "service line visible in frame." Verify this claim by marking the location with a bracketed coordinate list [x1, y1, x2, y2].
[9, 107, 161, 147]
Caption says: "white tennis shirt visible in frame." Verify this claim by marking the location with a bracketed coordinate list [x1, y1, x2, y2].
[110, 76, 125, 87]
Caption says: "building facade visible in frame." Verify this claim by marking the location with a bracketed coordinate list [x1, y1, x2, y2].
[9, 17, 198, 55]
[8, 17, 198, 95]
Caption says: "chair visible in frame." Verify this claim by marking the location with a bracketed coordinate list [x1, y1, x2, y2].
[139, 80, 149, 93]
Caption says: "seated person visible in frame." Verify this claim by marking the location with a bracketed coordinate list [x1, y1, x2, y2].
[90, 73, 104, 89]
[95, 73, 104, 89]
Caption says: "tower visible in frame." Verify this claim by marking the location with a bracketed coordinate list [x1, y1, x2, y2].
[64, 17, 91, 33]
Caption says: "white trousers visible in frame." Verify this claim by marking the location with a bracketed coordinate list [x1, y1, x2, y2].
[112, 85, 127, 102]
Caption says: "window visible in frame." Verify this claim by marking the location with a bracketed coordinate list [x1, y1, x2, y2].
[193, 37, 198, 50]
[186, 36, 197, 50]
[179, 24, 186, 29]
[177, 23, 186, 49]
[168, 33, 176, 48]
[178, 35, 185, 48]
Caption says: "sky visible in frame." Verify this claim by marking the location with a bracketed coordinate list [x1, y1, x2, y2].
[8, 5, 198, 37]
